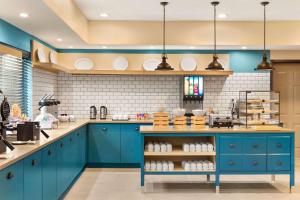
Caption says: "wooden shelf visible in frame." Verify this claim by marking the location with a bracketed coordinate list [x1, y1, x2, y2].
[145, 167, 215, 174]
[33, 62, 70, 73]
[240, 109, 279, 115]
[144, 150, 216, 156]
[246, 99, 279, 104]
[69, 69, 233, 76]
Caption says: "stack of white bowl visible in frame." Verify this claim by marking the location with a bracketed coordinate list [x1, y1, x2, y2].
[182, 142, 214, 152]
[181, 160, 215, 171]
[145, 142, 172, 152]
[144, 161, 174, 171]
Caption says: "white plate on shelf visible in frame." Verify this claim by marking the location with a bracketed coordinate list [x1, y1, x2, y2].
[112, 56, 128, 70]
[37, 48, 47, 63]
[49, 50, 57, 64]
[180, 57, 197, 71]
[143, 58, 160, 71]
[74, 58, 94, 70]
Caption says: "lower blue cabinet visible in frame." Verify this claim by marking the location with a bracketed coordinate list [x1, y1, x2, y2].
[57, 136, 69, 197]
[42, 142, 57, 200]
[0, 160, 23, 200]
[267, 155, 291, 171]
[243, 155, 266, 171]
[220, 155, 243, 171]
[24, 151, 43, 200]
[88, 124, 121, 163]
[120, 124, 143, 163]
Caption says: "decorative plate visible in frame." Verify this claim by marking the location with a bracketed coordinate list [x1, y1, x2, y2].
[49, 50, 57, 64]
[180, 57, 197, 71]
[112, 56, 128, 70]
[143, 58, 160, 71]
[74, 58, 94, 70]
[37, 48, 47, 63]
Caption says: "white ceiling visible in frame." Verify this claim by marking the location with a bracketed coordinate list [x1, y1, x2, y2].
[0, 0, 300, 50]
[74, 0, 300, 21]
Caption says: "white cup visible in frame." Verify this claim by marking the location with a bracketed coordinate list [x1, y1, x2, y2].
[195, 143, 202, 152]
[191, 161, 197, 171]
[160, 143, 167, 152]
[189, 143, 196, 152]
[202, 162, 209, 171]
[156, 161, 162, 171]
[167, 143, 172, 152]
[162, 161, 169, 171]
[196, 161, 203, 171]
[144, 161, 151, 171]
[146, 142, 154, 152]
[208, 162, 214, 170]
[201, 143, 208, 152]
[207, 143, 214, 152]
[168, 161, 174, 171]
[150, 161, 156, 171]
[183, 143, 190, 152]
[184, 162, 191, 171]
[154, 143, 161, 152]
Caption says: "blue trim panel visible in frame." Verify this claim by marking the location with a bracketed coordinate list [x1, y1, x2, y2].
[86, 163, 140, 168]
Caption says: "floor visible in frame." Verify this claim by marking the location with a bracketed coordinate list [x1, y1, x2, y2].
[65, 159, 300, 200]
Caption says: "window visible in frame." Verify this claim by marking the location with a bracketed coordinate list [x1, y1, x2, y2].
[0, 54, 32, 118]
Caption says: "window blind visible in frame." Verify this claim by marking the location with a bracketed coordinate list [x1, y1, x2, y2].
[0, 54, 24, 114]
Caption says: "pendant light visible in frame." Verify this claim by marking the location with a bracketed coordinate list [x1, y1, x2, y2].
[156, 2, 174, 70]
[255, 1, 273, 70]
[206, 1, 224, 70]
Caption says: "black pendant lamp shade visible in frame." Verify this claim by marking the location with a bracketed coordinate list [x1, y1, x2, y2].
[156, 2, 174, 70]
[206, 1, 224, 70]
[255, 1, 273, 70]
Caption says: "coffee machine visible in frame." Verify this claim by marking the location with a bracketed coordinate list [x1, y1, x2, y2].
[17, 121, 49, 141]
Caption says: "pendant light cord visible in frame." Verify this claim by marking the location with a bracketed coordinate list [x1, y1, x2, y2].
[214, 4, 217, 57]
[263, 3, 266, 56]
[163, 3, 166, 57]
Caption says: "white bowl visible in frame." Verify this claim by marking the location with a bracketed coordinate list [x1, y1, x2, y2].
[192, 109, 206, 116]
[173, 109, 186, 117]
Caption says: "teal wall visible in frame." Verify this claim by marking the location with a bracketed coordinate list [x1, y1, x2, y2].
[0, 19, 55, 52]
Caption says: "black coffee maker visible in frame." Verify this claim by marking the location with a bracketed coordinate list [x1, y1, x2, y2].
[17, 121, 49, 141]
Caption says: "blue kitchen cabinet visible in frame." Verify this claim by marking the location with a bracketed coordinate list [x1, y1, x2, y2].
[23, 151, 43, 200]
[88, 124, 121, 163]
[120, 124, 147, 163]
[268, 136, 291, 154]
[0, 160, 23, 200]
[57, 135, 70, 197]
[42, 142, 57, 200]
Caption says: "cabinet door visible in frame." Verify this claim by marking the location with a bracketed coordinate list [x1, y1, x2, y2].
[267, 155, 291, 171]
[57, 136, 69, 197]
[42, 142, 57, 200]
[88, 124, 121, 163]
[120, 124, 143, 163]
[220, 136, 243, 154]
[268, 136, 291, 154]
[24, 151, 42, 200]
[220, 155, 243, 171]
[0, 161, 23, 200]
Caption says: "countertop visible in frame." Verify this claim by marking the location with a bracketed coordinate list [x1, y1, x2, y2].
[0, 118, 152, 170]
[139, 125, 294, 133]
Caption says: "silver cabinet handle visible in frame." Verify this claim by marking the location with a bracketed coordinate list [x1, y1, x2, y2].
[252, 161, 259, 166]
[276, 143, 283, 148]
[229, 144, 235, 148]
[276, 161, 283, 166]
[101, 128, 107, 131]
[253, 144, 259, 149]
[135, 127, 139, 131]
[229, 161, 235, 166]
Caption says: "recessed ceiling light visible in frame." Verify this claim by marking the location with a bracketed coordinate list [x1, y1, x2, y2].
[101, 46, 107, 49]
[19, 12, 29, 18]
[100, 13, 109, 18]
[189, 46, 195, 49]
[68, 45, 74, 49]
[241, 46, 247, 49]
[218, 13, 227, 19]
[149, 46, 155, 49]
[56, 38, 63, 42]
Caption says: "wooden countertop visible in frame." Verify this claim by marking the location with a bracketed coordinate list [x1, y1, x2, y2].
[139, 125, 294, 133]
[0, 118, 152, 170]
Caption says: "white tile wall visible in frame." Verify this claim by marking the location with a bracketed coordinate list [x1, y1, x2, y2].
[54, 72, 270, 118]
[32, 68, 58, 118]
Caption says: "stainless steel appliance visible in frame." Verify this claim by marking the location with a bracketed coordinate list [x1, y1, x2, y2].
[209, 114, 233, 128]
[100, 106, 107, 120]
[90, 106, 97, 119]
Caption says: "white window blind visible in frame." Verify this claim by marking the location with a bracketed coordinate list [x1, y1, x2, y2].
[0, 54, 24, 109]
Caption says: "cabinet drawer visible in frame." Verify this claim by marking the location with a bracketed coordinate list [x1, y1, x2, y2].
[267, 155, 290, 171]
[220, 137, 243, 154]
[268, 136, 290, 154]
[243, 155, 266, 171]
[243, 137, 266, 154]
[220, 155, 243, 171]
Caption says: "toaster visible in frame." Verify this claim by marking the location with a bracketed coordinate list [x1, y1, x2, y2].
[17, 121, 41, 141]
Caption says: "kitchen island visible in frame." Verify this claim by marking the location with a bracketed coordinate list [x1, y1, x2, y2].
[140, 126, 295, 193]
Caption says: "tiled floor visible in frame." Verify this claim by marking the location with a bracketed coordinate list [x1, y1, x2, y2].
[65, 159, 300, 200]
